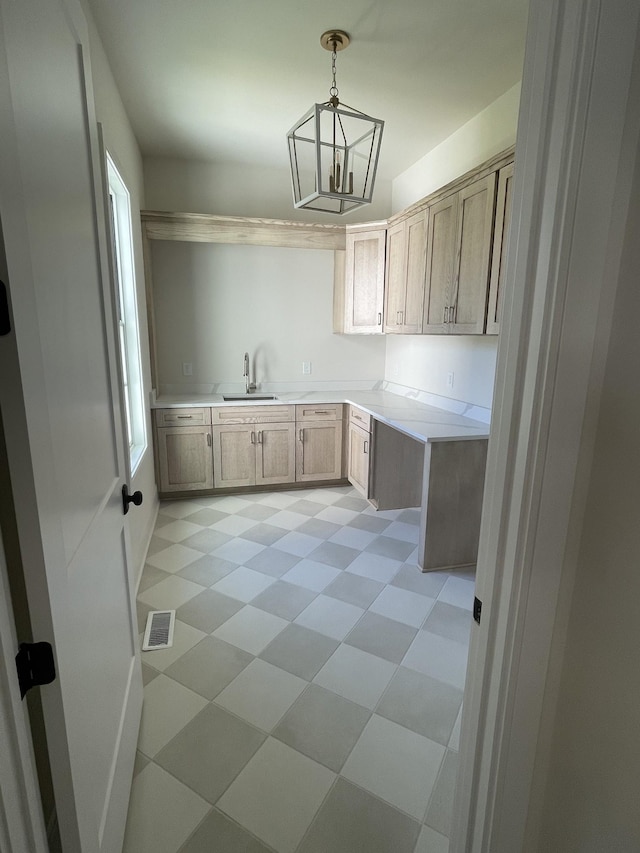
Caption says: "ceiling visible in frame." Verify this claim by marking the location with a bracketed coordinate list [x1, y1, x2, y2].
[86, 0, 528, 183]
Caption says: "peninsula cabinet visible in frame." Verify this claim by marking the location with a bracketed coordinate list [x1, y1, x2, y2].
[296, 404, 344, 482]
[347, 406, 372, 496]
[154, 408, 213, 493]
[384, 211, 427, 334]
[423, 173, 497, 334]
[486, 161, 515, 334]
[338, 225, 386, 334]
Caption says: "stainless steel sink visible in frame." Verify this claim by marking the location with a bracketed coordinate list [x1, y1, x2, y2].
[222, 394, 279, 402]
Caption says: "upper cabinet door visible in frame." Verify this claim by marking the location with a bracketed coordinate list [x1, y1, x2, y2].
[403, 210, 427, 333]
[343, 228, 386, 334]
[486, 162, 515, 335]
[423, 193, 459, 333]
[383, 221, 407, 333]
[448, 173, 497, 334]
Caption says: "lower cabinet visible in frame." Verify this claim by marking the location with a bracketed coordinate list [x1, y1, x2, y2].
[155, 424, 214, 493]
[295, 404, 343, 482]
[347, 405, 372, 496]
[213, 422, 296, 488]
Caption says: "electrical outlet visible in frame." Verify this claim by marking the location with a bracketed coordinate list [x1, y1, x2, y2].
[182, 362, 193, 376]
[447, 371, 454, 389]
[302, 361, 311, 375]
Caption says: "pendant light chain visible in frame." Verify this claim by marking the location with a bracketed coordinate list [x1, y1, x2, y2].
[329, 45, 339, 106]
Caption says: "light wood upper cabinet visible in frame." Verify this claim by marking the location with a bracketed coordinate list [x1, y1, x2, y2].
[423, 173, 497, 335]
[384, 211, 427, 334]
[486, 162, 514, 335]
[339, 226, 386, 334]
[449, 173, 497, 334]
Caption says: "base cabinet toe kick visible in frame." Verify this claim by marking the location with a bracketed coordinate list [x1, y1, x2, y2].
[351, 412, 488, 573]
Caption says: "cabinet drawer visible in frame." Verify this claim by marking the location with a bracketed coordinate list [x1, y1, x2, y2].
[211, 404, 295, 425]
[295, 403, 343, 422]
[349, 405, 371, 432]
[154, 407, 211, 427]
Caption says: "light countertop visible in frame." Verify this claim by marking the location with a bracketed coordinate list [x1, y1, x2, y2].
[152, 389, 490, 444]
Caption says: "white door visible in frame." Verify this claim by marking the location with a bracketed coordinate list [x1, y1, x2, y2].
[0, 0, 142, 850]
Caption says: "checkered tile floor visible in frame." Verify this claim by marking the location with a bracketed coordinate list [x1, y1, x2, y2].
[125, 485, 474, 853]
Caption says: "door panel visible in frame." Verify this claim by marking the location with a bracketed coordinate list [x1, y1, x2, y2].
[213, 425, 255, 488]
[0, 1, 141, 850]
[256, 423, 295, 485]
[423, 194, 458, 333]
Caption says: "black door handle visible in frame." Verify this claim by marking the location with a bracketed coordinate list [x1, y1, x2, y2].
[122, 484, 143, 515]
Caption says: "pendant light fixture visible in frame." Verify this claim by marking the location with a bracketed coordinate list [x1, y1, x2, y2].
[287, 30, 384, 215]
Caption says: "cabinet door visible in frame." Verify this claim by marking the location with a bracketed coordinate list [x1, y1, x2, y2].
[296, 421, 343, 482]
[449, 173, 497, 334]
[383, 220, 406, 333]
[403, 210, 427, 333]
[344, 228, 386, 334]
[213, 424, 256, 488]
[347, 422, 371, 496]
[486, 162, 514, 334]
[423, 193, 458, 333]
[157, 426, 213, 492]
[256, 423, 296, 485]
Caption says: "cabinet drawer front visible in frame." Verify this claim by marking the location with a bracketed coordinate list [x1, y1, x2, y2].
[295, 403, 343, 422]
[211, 404, 295, 424]
[349, 405, 371, 432]
[155, 407, 211, 427]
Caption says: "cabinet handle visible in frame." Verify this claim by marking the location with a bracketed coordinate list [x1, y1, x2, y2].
[177, 415, 193, 419]
[314, 410, 329, 415]
[450, 303, 456, 323]
[399, 311, 404, 325]
[207, 432, 212, 446]
[299, 429, 304, 442]
[364, 440, 369, 454]
[444, 306, 449, 323]
[251, 431, 256, 445]
[258, 431, 263, 444]
[377, 312, 382, 325]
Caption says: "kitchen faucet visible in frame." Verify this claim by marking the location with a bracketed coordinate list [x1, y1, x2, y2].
[243, 352, 256, 394]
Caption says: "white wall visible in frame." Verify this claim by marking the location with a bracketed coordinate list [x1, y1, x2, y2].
[82, 0, 158, 576]
[385, 84, 520, 411]
[151, 241, 386, 391]
[143, 157, 393, 223]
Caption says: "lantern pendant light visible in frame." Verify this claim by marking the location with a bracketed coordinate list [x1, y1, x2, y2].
[287, 30, 384, 215]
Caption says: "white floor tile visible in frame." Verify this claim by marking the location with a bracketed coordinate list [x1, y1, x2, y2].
[449, 704, 463, 751]
[305, 489, 344, 505]
[137, 674, 207, 757]
[346, 552, 403, 584]
[211, 538, 266, 565]
[415, 824, 450, 853]
[211, 566, 276, 602]
[141, 620, 206, 672]
[276, 531, 324, 557]
[313, 644, 396, 709]
[294, 594, 364, 640]
[402, 630, 470, 690]
[123, 762, 210, 853]
[258, 492, 300, 509]
[438, 575, 476, 611]
[315, 506, 359, 526]
[369, 586, 436, 628]
[138, 575, 205, 610]
[328, 526, 378, 550]
[342, 715, 445, 820]
[145, 544, 204, 574]
[212, 605, 288, 654]
[210, 515, 259, 536]
[155, 519, 205, 543]
[158, 501, 206, 520]
[214, 659, 307, 731]
[218, 738, 335, 853]
[267, 510, 310, 530]
[280, 560, 341, 592]
[382, 521, 420, 544]
[207, 495, 254, 513]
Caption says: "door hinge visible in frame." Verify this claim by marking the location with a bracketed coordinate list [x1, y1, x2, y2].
[15, 642, 56, 699]
[473, 596, 482, 625]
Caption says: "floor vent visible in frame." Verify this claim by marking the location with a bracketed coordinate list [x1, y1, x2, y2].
[142, 610, 175, 651]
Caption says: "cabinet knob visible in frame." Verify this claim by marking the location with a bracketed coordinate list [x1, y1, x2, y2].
[299, 429, 304, 442]
[377, 312, 382, 325]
